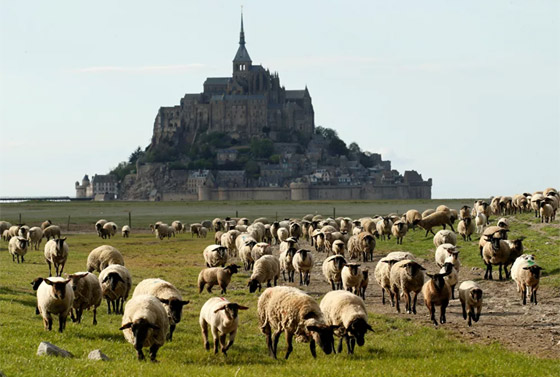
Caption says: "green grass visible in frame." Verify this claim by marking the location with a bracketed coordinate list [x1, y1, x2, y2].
[0, 202, 559, 376]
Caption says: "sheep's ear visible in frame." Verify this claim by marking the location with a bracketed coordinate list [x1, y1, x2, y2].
[419, 265, 426, 270]
[180, 300, 190, 305]
[366, 323, 374, 332]
[148, 324, 160, 330]
[159, 298, 170, 305]
[119, 322, 132, 330]
[102, 276, 110, 283]
[236, 305, 249, 310]
[63, 279, 71, 285]
[306, 325, 321, 332]
[214, 306, 227, 313]
[426, 273, 434, 278]
[61, 237, 67, 241]
[522, 267, 530, 270]
[44, 279, 54, 286]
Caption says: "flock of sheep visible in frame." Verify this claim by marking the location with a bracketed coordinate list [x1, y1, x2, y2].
[0, 188, 557, 362]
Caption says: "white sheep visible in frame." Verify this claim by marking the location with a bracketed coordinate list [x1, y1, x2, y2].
[389, 259, 426, 314]
[133, 278, 190, 341]
[27, 226, 43, 250]
[18, 225, 30, 239]
[257, 286, 335, 359]
[171, 220, 183, 233]
[67, 272, 102, 325]
[251, 242, 272, 262]
[0, 220, 12, 236]
[320, 290, 373, 354]
[322, 255, 347, 290]
[44, 238, 69, 276]
[341, 263, 362, 295]
[435, 243, 460, 271]
[457, 217, 475, 241]
[331, 239, 346, 256]
[237, 235, 257, 271]
[203, 244, 229, 267]
[277, 227, 289, 243]
[375, 217, 393, 240]
[9, 236, 29, 263]
[511, 256, 544, 305]
[86, 245, 125, 273]
[119, 294, 170, 361]
[373, 251, 414, 306]
[199, 297, 248, 355]
[292, 249, 313, 286]
[198, 264, 241, 294]
[433, 229, 457, 247]
[482, 234, 524, 280]
[36, 277, 74, 332]
[221, 230, 240, 257]
[122, 225, 131, 237]
[99, 264, 132, 315]
[391, 220, 408, 245]
[458, 281, 483, 326]
[279, 247, 297, 282]
[247, 255, 280, 293]
[95, 219, 108, 236]
[155, 223, 174, 240]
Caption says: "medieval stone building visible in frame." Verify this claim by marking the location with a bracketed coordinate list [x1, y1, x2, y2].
[150, 14, 315, 149]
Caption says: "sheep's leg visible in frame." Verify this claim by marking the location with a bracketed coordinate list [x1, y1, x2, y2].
[331, 280, 336, 291]
[211, 327, 220, 354]
[498, 264, 503, 281]
[43, 313, 52, 330]
[106, 298, 112, 314]
[404, 291, 411, 314]
[451, 285, 455, 300]
[272, 329, 282, 357]
[76, 308, 83, 324]
[306, 272, 310, 286]
[337, 337, 344, 353]
[285, 332, 294, 360]
[394, 287, 400, 313]
[308, 337, 316, 359]
[263, 325, 274, 358]
[461, 302, 467, 320]
[219, 334, 228, 355]
[282, 270, 287, 282]
[412, 292, 418, 314]
[533, 288, 538, 305]
[93, 307, 97, 325]
[135, 346, 145, 361]
[168, 324, 176, 341]
[201, 320, 210, 350]
[46, 260, 52, 277]
[440, 300, 448, 324]
[389, 290, 396, 307]
[58, 314, 67, 333]
[381, 288, 386, 305]
[349, 337, 356, 354]
[449, 224, 455, 232]
[149, 344, 160, 362]
[224, 329, 236, 353]
[428, 303, 437, 326]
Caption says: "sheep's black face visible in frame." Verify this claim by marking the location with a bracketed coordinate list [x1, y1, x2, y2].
[471, 288, 483, 301]
[309, 325, 335, 355]
[432, 274, 447, 292]
[442, 262, 454, 276]
[248, 279, 260, 293]
[168, 299, 189, 323]
[104, 272, 124, 291]
[53, 282, 68, 300]
[226, 264, 240, 274]
[55, 238, 67, 255]
[348, 318, 372, 346]
[31, 277, 44, 291]
[404, 262, 423, 277]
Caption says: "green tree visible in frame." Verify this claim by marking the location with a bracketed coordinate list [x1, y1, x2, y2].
[250, 139, 274, 159]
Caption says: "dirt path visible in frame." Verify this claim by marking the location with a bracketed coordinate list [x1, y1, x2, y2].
[268, 241, 560, 359]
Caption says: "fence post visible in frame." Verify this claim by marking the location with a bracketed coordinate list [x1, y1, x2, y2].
[129, 211, 132, 228]
[67, 215, 70, 231]
[19, 213, 22, 225]
[275, 212, 278, 221]
[236, 210, 238, 218]
[333, 207, 336, 219]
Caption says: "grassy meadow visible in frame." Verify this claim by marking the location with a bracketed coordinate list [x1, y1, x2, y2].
[0, 200, 559, 376]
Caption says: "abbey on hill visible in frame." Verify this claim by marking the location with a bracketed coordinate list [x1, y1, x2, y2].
[76, 14, 432, 201]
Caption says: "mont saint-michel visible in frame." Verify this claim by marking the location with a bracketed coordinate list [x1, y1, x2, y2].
[75, 15, 432, 201]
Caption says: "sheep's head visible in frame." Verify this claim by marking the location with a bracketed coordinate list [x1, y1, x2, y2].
[213, 302, 248, 320]
[120, 318, 159, 357]
[102, 272, 124, 291]
[426, 272, 449, 292]
[68, 272, 89, 293]
[16, 237, 29, 250]
[44, 278, 71, 300]
[400, 261, 425, 277]
[224, 264, 241, 275]
[53, 238, 67, 255]
[347, 317, 374, 346]
[30, 277, 44, 291]
[159, 298, 190, 323]
[247, 279, 261, 293]
[331, 256, 347, 271]
[346, 263, 361, 276]
[306, 322, 336, 356]
[470, 288, 483, 301]
[523, 265, 544, 279]
[297, 249, 310, 260]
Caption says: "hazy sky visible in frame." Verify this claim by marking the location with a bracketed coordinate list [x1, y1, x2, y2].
[1, 0, 558, 198]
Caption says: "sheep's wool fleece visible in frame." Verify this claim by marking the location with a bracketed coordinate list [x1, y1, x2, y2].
[122, 294, 169, 347]
[320, 290, 367, 336]
[258, 286, 323, 343]
[37, 277, 74, 315]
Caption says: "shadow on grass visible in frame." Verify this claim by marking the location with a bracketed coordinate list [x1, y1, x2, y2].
[0, 287, 37, 309]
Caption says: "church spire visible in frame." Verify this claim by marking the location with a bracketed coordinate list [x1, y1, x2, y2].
[233, 7, 252, 73]
[239, 9, 245, 45]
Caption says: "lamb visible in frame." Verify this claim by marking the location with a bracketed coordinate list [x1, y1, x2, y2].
[86, 245, 125, 273]
[198, 264, 240, 294]
[44, 238, 69, 276]
[279, 247, 297, 282]
[422, 270, 452, 326]
[439, 257, 459, 299]
[9, 236, 29, 263]
[331, 239, 346, 256]
[122, 225, 131, 237]
[171, 220, 183, 233]
[247, 255, 280, 293]
[43, 225, 61, 240]
[391, 220, 408, 245]
[375, 217, 393, 240]
[133, 278, 190, 341]
[511, 256, 544, 305]
[2, 229, 10, 241]
[27, 226, 44, 250]
[457, 217, 475, 241]
[389, 259, 426, 314]
[322, 255, 347, 290]
[413, 211, 455, 236]
[458, 281, 483, 326]
[433, 229, 457, 247]
[203, 245, 229, 267]
[102, 222, 118, 238]
[119, 294, 170, 361]
[374, 251, 414, 306]
[540, 201, 554, 223]
[257, 286, 335, 359]
[341, 263, 363, 295]
[435, 243, 460, 271]
[292, 249, 313, 286]
[359, 270, 369, 300]
[199, 297, 248, 355]
[99, 264, 132, 314]
[320, 290, 373, 354]
[67, 272, 102, 325]
[475, 212, 487, 233]
[36, 277, 74, 332]
[482, 234, 524, 280]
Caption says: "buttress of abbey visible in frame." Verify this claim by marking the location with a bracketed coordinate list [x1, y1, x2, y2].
[150, 13, 314, 149]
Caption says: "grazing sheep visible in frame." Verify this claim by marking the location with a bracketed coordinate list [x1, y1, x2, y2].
[511, 257, 544, 305]
[421, 209, 435, 218]
[199, 297, 248, 355]
[203, 245, 229, 268]
[279, 247, 297, 282]
[391, 220, 408, 245]
[322, 255, 347, 290]
[43, 225, 61, 240]
[2, 229, 11, 241]
[457, 217, 475, 241]
[292, 249, 313, 286]
[375, 217, 393, 240]
[155, 223, 175, 240]
[251, 242, 272, 263]
[171, 220, 183, 233]
[102, 222, 118, 238]
[133, 278, 190, 341]
[120, 294, 170, 362]
[374, 251, 415, 306]
[497, 217, 510, 230]
[247, 255, 280, 293]
[482, 234, 524, 280]
[44, 238, 69, 276]
[198, 264, 240, 294]
[86, 245, 125, 273]
[390, 259, 426, 314]
[122, 225, 131, 237]
[199, 227, 208, 238]
[257, 286, 335, 359]
[190, 223, 202, 238]
[95, 219, 108, 236]
[27, 226, 43, 250]
[214, 231, 224, 245]
[68, 272, 102, 325]
[435, 243, 460, 271]
[458, 281, 483, 326]
[320, 290, 373, 354]
[422, 270, 452, 326]
[405, 210, 422, 230]
[212, 218, 224, 232]
[9, 236, 29, 263]
[414, 211, 455, 236]
[0, 221, 12, 238]
[36, 277, 74, 332]
[433, 229, 457, 247]
[359, 270, 369, 300]
[99, 264, 132, 315]
[341, 263, 362, 295]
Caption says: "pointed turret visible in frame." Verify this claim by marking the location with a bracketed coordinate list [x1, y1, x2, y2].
[233, 11, 252, 74]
